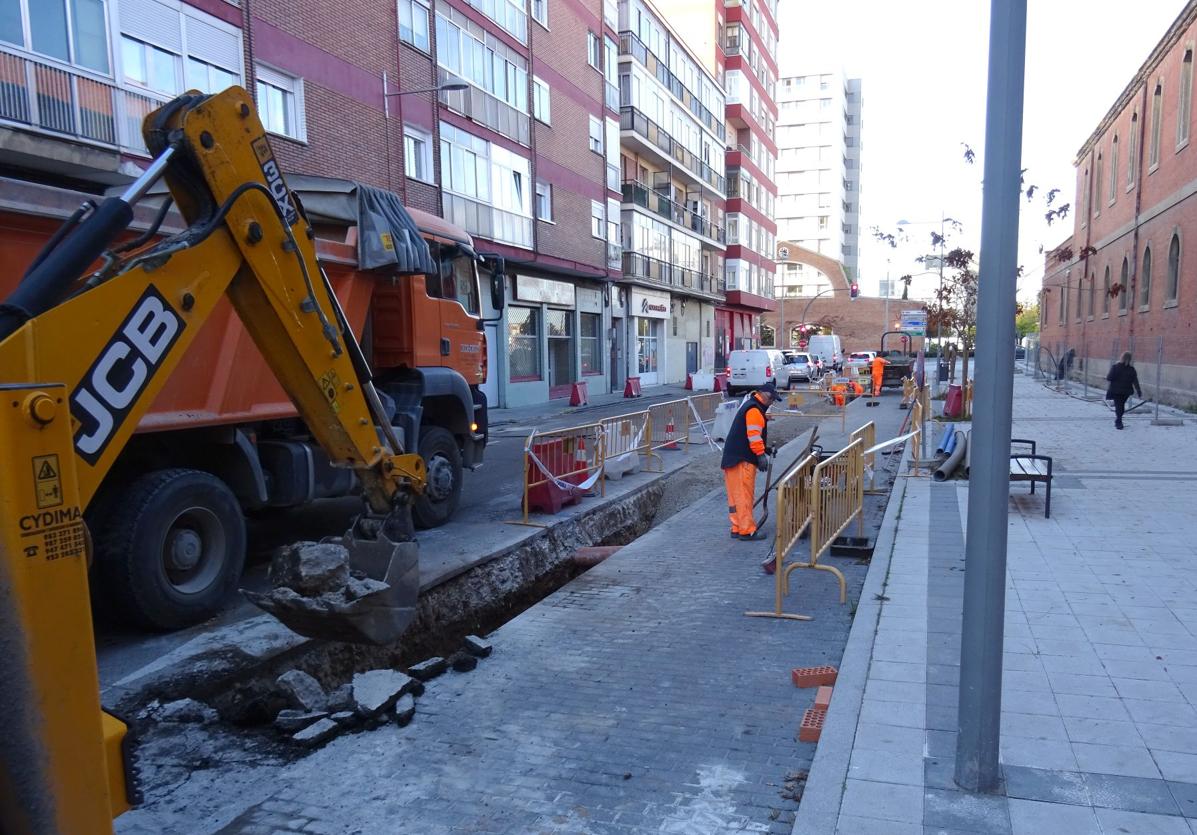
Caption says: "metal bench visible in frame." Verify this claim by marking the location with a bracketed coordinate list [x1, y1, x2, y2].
[1010, 438, 1053, 518]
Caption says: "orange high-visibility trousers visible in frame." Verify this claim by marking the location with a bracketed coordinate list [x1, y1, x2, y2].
[723, 461, 758, 535]
[872, 368, 884, 396]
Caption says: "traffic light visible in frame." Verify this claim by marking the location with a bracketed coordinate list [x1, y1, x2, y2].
[849, 282, 859, 300]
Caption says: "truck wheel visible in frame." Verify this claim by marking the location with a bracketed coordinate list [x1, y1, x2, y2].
[412, 427, 462, 529]
[94, 468, 246, 631]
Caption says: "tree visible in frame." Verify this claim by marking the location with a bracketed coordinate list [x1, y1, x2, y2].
[1015, 304, 1039, 339]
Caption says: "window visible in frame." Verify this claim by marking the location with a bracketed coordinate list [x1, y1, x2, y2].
[1094, 155, 1102, 217]
[1150, 82, 1163, 168]
[533, 76, 550, 123]
[817, 215, 828, 230]
[1058, 277, 1067, 324]
[4, 0, 109, 73]
[1141, 246, 1153, 308]
[1102, 266, 1111, 315]
[604, 34, 618, 80]
[1081, 166, 1090, 224]
[1181, 49, 1194, 147]
[1088, 273, 1095, 318]
[588, 115, 603, 153]
[404, 127, 432, 182]
[580, 312, 602, 374]
[399, 0, 431, 51]
[508, 307, 541, 380]
[1168, 233, 1181, 301]
[1129, 112, 1139, 187]
[187, 57, 237, 93]
[535, 180, 552, 221]
[1075, 276, 1083, 322]
[1110, 135, 1119, 203]
[591, 200, 604, 238]
[546, 310, 574, 387]
[531, 0, 547, 28]
[120, 2, 242, 98]
[1120, 257, 1129, 312]
[636, 317, 659, 373]
[256, 65, 306, 141]
[436, 10, 529, 115]
[123, 37, 179, 95]
[587, 31, 600, 69]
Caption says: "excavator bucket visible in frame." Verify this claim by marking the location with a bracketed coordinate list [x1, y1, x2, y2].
[244, 531, 420, 645]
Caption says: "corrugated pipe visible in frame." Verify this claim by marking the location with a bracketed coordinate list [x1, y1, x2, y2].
[933, 431, 968, 482]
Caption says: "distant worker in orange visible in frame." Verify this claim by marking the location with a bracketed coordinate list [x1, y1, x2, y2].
[870, 354, 889, 397]
[721, 380, 779, 541]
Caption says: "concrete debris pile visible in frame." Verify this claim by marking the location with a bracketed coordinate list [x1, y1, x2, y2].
[260, 541, 390, 609]
[264, 634, 495, 746]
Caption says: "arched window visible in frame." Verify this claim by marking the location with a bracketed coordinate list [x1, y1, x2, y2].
[1088, 273, 1096, 318]
[1082, 166, 1091, 224]
[1168, 233, 1181, 301]
[1102, 266, 1111, 315]
[1110, 135, 1120, 202]
[1129, 112, 1140, 186]
[1120, 257, 1129, 312]
[1150, 82, 1163, 167]
[1094, 154, 1103, 217]
[1076, 276, 1084, 322]
[1141, 246, 1153, 307]
[1180, 49, 1194, 146]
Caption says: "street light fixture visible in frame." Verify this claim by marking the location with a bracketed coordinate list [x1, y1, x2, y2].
[385, 82, 470, 97]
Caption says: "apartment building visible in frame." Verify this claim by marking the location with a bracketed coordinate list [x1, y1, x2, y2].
[1039, 2, 1197, 405]
[775, 69, 863, 286]
[0, 0, 621, 408]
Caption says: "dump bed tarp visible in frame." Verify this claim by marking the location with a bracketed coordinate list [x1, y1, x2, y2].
[286, 175, 436, 274]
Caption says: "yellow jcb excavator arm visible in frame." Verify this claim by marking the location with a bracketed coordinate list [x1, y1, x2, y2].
[0, 87, 424, 833]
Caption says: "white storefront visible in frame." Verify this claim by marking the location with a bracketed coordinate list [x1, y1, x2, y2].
[630, 288, 670, 387]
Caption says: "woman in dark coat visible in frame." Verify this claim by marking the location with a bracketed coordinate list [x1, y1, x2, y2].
[1105, 351, 1142, 430]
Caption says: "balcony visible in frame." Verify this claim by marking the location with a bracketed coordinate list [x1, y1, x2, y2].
[442, 191, 533, 249]
[622, 250, 725, 299]
[0, 47, 168, 156]
[618, 31, 725, 142]
[620, 106, 726, 195]
[621, 179, 725, 245]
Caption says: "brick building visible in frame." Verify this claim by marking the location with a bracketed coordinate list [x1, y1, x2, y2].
[0, 0, 623, 408]
[760, 241, 923, 356]
[1039, 2, 1197, 406]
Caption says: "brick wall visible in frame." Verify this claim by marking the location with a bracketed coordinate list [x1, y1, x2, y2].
[760, 296, 924, 356]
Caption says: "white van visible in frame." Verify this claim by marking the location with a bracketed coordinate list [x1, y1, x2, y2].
[806, 334, 844, 371]
[727, 349, 787, 394]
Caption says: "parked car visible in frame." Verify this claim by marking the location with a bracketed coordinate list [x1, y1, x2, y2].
[782, 351, 818, 386]
[845, 351, 877, 373]
[806, 334, 844, 371]
[1015, 346, 1027, 359]
[727, 349, 787, 394]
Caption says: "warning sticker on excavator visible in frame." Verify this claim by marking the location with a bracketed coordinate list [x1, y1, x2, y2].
[319, 369, 342, 413]
[32, 454, 63, 509]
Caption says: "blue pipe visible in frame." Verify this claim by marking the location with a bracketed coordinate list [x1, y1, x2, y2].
[943, 430, 958, 456]
[936, 427, 954, 455]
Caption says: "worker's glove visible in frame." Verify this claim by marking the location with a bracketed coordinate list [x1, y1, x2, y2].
[757, 454, 770, 472]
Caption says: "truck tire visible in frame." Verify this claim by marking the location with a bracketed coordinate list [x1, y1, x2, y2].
[412, 426, 462, 529]
[94, 468, 246, 630]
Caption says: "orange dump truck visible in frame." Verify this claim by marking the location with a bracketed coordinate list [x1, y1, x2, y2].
[0, 175, 497, 629]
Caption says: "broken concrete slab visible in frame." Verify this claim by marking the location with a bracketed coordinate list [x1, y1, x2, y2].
[351, 670, 415, 718]
[330, 711, 355, 724]
[270, 542, 350, 595]
[408, 657, 447, 682]
[274, 709, 328, 733]
[276, 669, 327, 712]
[156, 698, 219, 724]
[463, 635, 493, 658]
[292, 717, 341, 746]
[393, 694, 415, 727]
[326, 683, 353, 712]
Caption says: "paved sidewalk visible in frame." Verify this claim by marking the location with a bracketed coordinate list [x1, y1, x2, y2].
[796, 371, 1197, 834]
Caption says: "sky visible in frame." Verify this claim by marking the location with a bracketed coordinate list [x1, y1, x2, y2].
[775, 0, 1186, 304]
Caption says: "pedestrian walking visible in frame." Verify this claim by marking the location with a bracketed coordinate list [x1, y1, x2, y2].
[721, 380, 779, 541]
[1105, 351, 1142, 430]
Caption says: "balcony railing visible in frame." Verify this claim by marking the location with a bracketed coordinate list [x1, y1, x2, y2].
[618, 31, 725, 142]
[622, 250, 725, 297]
[620, 106, 726, 195]
[442, 191, 533, 249]
[621, 179, 725, 244]
[0, 47, 168, 156]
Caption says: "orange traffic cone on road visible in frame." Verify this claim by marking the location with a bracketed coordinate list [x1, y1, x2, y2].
[663, 412, 680, 450]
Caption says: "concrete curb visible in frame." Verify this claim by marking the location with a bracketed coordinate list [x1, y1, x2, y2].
[791, 443, 914, 835]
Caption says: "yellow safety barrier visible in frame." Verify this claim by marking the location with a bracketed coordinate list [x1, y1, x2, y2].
[909, 392, 924, 477]
[745, 453, 818, 622]
[685, 391, 724, 446]
[648, 398, 689, 454]
[600, 410, 655, 476]
[900, 376, 917, 408]
[516, 422, 605, 525]
[850, 421, 878, 492]
[963, 380, 974, 418]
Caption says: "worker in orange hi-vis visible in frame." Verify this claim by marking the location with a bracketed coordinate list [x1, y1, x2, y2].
[870, 354, 889, 397]
[721, 380, 779, 541]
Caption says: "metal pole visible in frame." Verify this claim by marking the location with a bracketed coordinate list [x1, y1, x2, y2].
[936, 219, 945, 394]
[955, 0, 1027, 794]
[1082, 340, 1088, 399]
[780, 292, 786, 349]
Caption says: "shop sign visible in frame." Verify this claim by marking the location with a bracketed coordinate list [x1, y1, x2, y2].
[515, 275, 575, 307]
[631, 289, 669, 319]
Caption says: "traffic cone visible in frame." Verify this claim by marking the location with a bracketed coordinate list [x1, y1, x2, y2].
[663, 412, 680, 450]
[575, 435, 590, 470]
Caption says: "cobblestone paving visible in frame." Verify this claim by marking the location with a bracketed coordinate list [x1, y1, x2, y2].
[119, 483, 870, 834]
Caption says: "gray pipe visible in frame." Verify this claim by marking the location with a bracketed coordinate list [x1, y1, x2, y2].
[933, 430, 968, 482]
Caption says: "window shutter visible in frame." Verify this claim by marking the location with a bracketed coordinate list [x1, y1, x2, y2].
[185, 15, 241, 71]
[121, 0, 183, 52]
